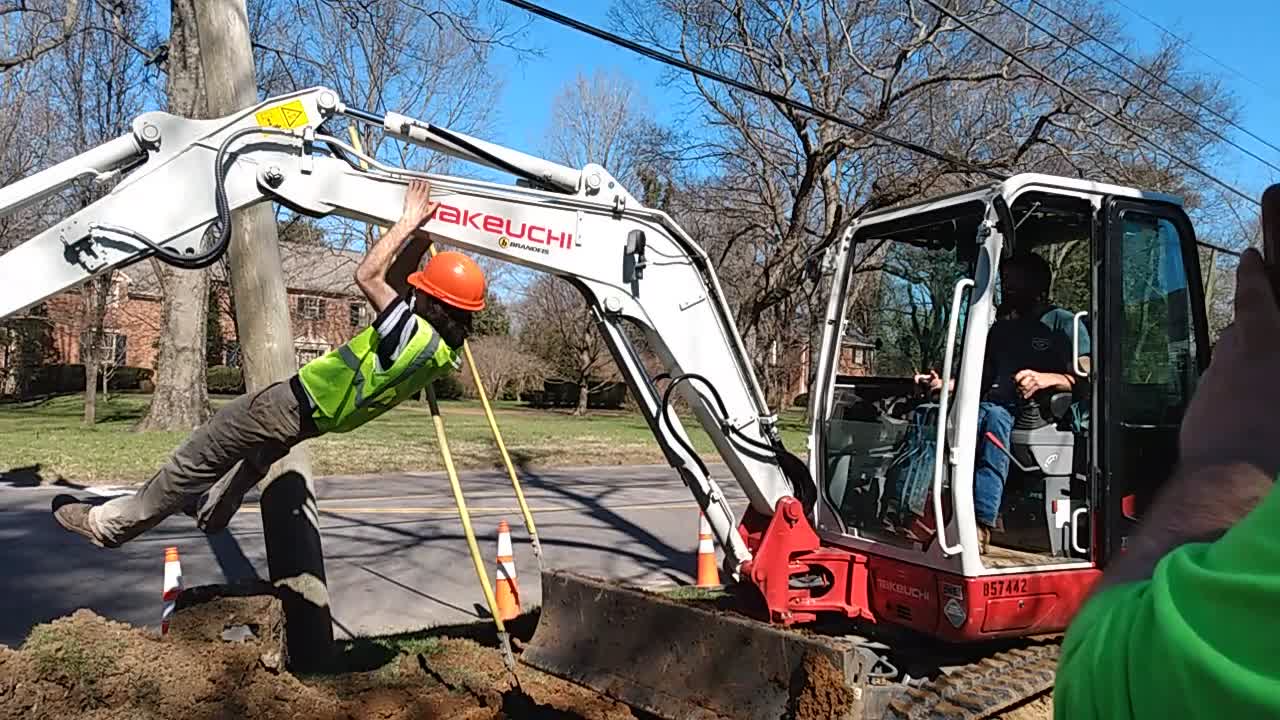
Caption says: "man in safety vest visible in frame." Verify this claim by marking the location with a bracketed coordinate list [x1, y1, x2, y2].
[51, 179, 484, 547]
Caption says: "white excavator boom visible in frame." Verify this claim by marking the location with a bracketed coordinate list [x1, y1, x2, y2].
[0, 87, 819, 576]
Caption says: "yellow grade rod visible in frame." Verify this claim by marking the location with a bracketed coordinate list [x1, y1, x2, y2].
[345, 126, 543, 566]
[425, 385, 518, 676]
[345, 127, 520, 679]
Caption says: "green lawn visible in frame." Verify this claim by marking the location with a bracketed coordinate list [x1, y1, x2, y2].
[0, 393, 810, 485]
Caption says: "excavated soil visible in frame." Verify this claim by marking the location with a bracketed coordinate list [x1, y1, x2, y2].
[0, 585, 640, 720]
[0, 583, 1053, 720]
[791, 654, 857, 720]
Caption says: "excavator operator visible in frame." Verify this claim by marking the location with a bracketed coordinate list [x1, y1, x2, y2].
[915, 252, 1089, 551]
[50, 179, 486, 548]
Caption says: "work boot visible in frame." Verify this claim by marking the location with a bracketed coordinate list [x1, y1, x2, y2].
[978, 525, 991, 554]
[51, 495, 113, 548]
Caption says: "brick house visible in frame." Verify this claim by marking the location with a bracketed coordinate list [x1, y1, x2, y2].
[772, 328, 877, 408]
[0, 243, 370, 394]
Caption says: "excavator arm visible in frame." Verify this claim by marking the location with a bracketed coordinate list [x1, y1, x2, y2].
[0, 86, 816, 577]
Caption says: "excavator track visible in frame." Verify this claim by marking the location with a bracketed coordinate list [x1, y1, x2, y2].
[884, 641, 1060, 720]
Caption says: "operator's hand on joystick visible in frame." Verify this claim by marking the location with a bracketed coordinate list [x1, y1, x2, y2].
[913, 369, 942, 396]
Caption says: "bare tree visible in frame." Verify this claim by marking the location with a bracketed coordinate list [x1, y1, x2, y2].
[250, 0, 517, 253]
[461, 335, 547, 401]
[38, 0, 150, 425]
[616, 0, 1238, 402]
[544, 70, 669, 189]
[518, 275, 614, 415]
[517, 72, 673, 413]
[135, 0, 212, 431]
[0, 0, 81, 71]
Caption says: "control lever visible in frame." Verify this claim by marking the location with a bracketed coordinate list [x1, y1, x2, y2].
[984, 431, 1043, 474]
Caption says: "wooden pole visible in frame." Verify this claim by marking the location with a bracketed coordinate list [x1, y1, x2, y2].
[190, 0, 333, 670]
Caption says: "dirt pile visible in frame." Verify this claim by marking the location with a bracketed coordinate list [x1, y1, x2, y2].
[0, 583, 1052, 720]
[0, 585, 640, 720]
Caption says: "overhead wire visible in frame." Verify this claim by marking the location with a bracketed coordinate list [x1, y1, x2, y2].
[494, 0, 1006, 180]
[917, 0, 1260, 207]
[1110, 0, 1280, 105]
[1028, 0, 1280, 160]
[491, 0, 1261, 253]
[994, 0, 1280, 175]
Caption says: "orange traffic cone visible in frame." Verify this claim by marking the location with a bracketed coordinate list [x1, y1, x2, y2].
[494, 520, 521, 621]
[161, 546, 182, 636]
[696, 513, 720, 587]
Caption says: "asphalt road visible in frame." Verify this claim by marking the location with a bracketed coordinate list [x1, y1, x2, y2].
[0, 464, 744, 647]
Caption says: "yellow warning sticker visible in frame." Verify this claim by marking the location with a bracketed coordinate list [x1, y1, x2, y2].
[254, 99, 309, 129]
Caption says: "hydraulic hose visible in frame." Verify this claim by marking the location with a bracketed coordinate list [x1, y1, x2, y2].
[97, 125, 302, 270]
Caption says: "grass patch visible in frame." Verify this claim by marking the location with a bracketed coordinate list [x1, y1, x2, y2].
[335, 631, 445, 673]
[0, 393, 810, 485]
[23, 624, 121, 685]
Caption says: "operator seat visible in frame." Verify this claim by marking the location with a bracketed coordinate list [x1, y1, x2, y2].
[1007, 392, 1077, 557]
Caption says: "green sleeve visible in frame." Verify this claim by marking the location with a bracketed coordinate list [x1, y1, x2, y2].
[1055, 483, 1280, 720]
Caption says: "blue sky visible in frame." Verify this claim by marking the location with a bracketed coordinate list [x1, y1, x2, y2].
[489, 0, 1280, 199]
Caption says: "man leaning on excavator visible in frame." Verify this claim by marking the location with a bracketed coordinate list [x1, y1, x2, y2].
[51, 179, 486, 548]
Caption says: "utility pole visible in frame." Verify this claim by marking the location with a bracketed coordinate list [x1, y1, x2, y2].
[189, 0, 334, 669]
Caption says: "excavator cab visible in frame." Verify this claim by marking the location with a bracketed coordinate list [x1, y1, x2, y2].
[810, 175, 1209, 625]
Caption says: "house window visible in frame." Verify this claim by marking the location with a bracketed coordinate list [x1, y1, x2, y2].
[109, 333, 128, 366]
[854, 348, 867, 366]
[298, 296, 325, 320]
[295, 345, 325, 366]
[349, 302, 366, 328]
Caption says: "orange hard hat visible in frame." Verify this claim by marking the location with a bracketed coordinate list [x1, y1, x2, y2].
[407, 252, 486, 311]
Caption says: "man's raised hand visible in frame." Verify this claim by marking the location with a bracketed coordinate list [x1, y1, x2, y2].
[400, 179, 440, 229]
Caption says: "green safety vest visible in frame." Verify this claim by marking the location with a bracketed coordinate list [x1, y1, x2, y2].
[297, 315, 459, 434]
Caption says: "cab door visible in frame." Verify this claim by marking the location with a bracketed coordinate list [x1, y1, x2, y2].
[1095, 199, 1210, 564]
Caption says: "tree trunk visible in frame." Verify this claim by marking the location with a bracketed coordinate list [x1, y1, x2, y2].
[575, 381, 589, 416]
[192, 0, 333, 671]
[137, 268, 211, 430]
[82, 273, 113, 427]
[135, 0, 211, 432]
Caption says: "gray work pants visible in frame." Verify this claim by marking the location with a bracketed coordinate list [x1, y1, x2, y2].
[89, 379, 319, 547]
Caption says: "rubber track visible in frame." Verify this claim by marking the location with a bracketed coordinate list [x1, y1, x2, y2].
[884, 641, 1060, 720]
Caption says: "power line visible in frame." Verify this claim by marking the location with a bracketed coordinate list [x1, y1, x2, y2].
[1111, 0, 1280, 105]
[494, 0, 1005, 180]
[1029, 0, 1280, 161]
[919, 0, 1259, 207]
[1003, 0, 1280, 174]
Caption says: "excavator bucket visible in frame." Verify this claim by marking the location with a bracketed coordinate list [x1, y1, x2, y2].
[523, 570, 879, 720]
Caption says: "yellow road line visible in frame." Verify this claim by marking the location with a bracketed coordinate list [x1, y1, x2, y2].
[239, 501, 696, 516]
[314, 493, 516, 504]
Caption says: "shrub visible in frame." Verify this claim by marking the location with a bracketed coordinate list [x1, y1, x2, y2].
[432, 372, 465, 400]
[109, 366, 153, 391]
[206, 365, 245, 394]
